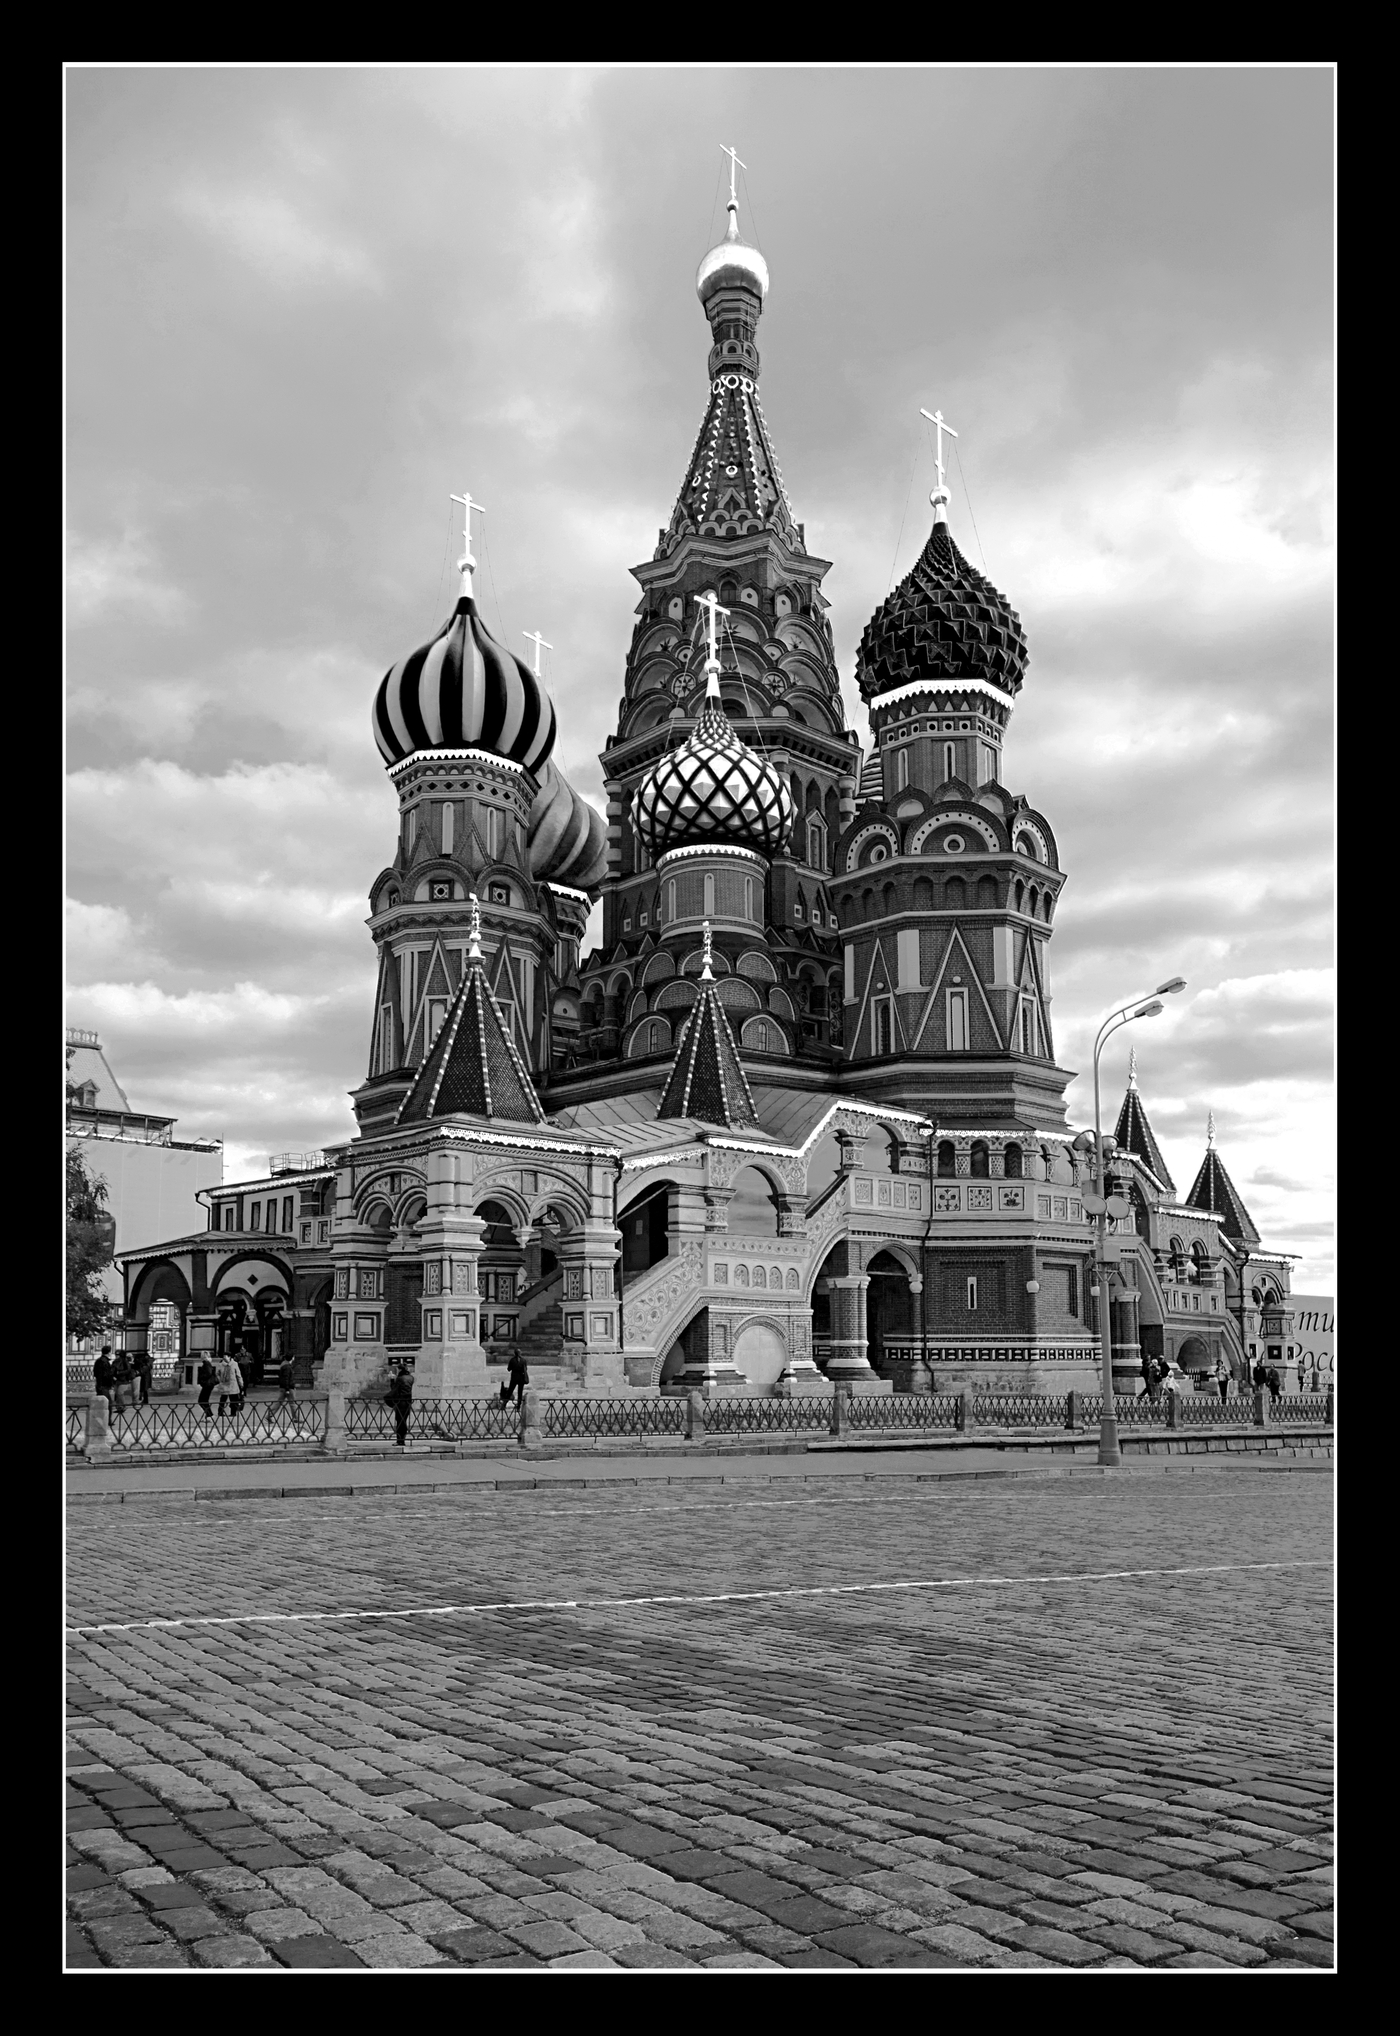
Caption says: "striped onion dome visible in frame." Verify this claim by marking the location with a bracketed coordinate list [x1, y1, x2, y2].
[633, 693, 793, 861]
[373, 595, 555, 771]
[528, 758, 608, 896]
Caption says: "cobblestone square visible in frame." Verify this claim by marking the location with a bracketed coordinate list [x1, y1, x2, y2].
[66, 1463, 1333, 1971]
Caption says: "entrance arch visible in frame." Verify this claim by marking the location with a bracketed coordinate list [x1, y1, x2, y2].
[865, 1248, 916, 1376]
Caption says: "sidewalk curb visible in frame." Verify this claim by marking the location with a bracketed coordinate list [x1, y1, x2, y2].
[65, 1454, 1333, 1504]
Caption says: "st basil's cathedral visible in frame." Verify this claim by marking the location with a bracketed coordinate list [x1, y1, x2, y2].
[117, 181, 1301, 1401]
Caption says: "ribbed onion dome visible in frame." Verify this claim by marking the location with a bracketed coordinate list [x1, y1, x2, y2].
[373, 595, 556, 771]
[696, 208, 770, 306]
[633, 693, 793, 860]
[527, 758, 609, 897]
[857, 517, 1029, 705]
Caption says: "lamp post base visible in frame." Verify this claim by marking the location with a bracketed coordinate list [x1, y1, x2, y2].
[1098, 1414, 1122, 1468]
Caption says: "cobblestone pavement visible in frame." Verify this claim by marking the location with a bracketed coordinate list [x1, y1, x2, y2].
[66, 1466, 1334, 1971]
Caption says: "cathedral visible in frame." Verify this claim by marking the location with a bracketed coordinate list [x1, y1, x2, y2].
[116, 183, 1301, 1400]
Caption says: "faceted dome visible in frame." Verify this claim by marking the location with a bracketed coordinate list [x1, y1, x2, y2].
[634, 695, 793, 860]
[373, 595, 555, 771]
[857, 515, 1028, 705]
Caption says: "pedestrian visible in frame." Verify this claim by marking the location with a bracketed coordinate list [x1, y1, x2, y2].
[136, 1348, 154, 1405]
[276, 1355, 295, 1408]
[385, 1363, 413, 1447]
[501, 1346, 529, 1410]
[196, 1355, 217, 1417]
[1213, 1354, 1230, 1405]
[1252, 1358, 1267, 1392]
[216, 1350, 244, 1418]
[1139, 1350, 1154, 1400]
[1266, 1364, 1282, 1406]
[92, 1346, 114, 1418]
[110, 1348, 134, 1415]
[1162, 1367, 1182, 1409]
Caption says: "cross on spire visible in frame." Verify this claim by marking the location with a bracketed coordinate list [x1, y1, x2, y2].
[468, 891, 482, 961]
[721, 144, 746, 208]
[521, 629, 553, 677]
[920, 407, 959, 511]
[701, 919, 714, 981]
[1207, 1108, 1216, 1148]
[695, 590, 730, 696]
[1128, 1044, 1138, 1090]
[450, 491, 484, 595]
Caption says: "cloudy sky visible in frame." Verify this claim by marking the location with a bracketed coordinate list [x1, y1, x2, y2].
[66, 66, 1334, 1286]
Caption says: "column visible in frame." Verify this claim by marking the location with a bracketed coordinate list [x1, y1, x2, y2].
[826, 1275, 876, 1383]
[416, 1146, 489, 1397]
[1111, 1284, 1141, 1394]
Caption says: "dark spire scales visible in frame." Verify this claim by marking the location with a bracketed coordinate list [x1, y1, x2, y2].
[657, 932, 760, 1130]
[1113, 1061, 1175, 1193]
[397, 905, 545, 1127]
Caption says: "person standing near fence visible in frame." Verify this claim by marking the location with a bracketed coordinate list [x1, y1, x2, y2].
[216, 1351, 243, 1418]
[1214, 1354, 1230, 1404]
[276, 1355, 295, 1410]
[196, 1355, 217, 1417]
[92, 1347, 114, 1419]
[502, 1347, 529, 1410]
[136, 1349, 154, 1406]
[386, 1362, 413, 1447]
[1266, 1363, 1282, 1406]
[110, 1349, 133, 1415]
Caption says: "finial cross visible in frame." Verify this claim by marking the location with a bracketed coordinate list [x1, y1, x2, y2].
[1128, 1044, 1138, 1089]
[1207, 1108, 1216, 1149]
[920, 408, 959, 495]
[468, 892, 482, 961]
[701, 920, 714, 981]
[450, 491, 484, 547]
[522, 630, 553, 676]
[695, 590, 729, 665]
[721, 145, 746, 206]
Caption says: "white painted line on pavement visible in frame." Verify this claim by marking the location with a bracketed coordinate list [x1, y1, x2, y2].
[65, 1557, 1332, 1639]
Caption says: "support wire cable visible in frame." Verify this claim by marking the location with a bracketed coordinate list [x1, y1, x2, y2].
[953, 439, 989, 574]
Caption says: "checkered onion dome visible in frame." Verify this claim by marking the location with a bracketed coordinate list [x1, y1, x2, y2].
[633, 697, 793, 859]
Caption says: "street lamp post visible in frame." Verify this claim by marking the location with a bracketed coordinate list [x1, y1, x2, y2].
[1075, 977, 1187, 1468]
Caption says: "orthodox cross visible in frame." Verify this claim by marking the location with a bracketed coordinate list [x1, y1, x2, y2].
[1207, 1108, 1216, 1148]
[468, 892, 482, 961]
[695, 589, 730, 663]
[1128, 1044, 1138, 1090]
[450, 490, 484, 569]
[701, 920, 714, 981]
[721, 144, 747, 206]
[919, 408, 959, 495]
[522, 630, 553, 676]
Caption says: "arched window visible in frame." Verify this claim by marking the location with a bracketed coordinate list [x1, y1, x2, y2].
[896, 747, 909, 791]
[945, 876, 966, 911]
[807, 818, 827, 872]
[666, 879, 676, 923]
[1043, 892, 1054, 922]
[970, 1141, 990, 1178]
[728, 1166, 781, 1238]
[937, 1141, 956, 1178]
[1004, 1142, 1023, 1179]
[744, 875, 754, 919]
[943, 741, 956, 782]
[1029, 885, 1040, 917]
[882, 882, 896, 917]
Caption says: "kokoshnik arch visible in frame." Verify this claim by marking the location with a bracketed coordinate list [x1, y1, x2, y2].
[119, 176, 1300, 1401]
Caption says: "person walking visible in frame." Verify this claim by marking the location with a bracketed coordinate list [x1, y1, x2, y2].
[92, 1347, 114, 1419]
[196, 1355, 218, 1417]
[1214, 1354, 1230, 1405]
[136, 1348, 154, 1406]
[1266, 1363, 1282, 1407]
[276, 1355, 295, 1409]
[386, 1363, 414, 1448]
[503, 1346, 529, 1410]
[1139, 1351, 1154, 1401]
[216, 1351, 243, 1419]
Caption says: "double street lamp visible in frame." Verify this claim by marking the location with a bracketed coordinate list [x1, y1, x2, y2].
[1072, 977, 1187, 1467]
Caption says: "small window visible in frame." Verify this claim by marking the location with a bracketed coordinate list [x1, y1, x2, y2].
[946, 988, 969, 1052]
[300, 1221, 312, 1244]
[639, 909, 648, 925]
[794, 901, 804, 919]
[318, 1221, 330, 1244]
[970, 1141, 989, 1178]
[1004, 1143, 1023, 1179]
[223, 1206, 234, 1231]
[666, 880, 676, 923]
[486, 808, 501, 858]
[282, 1196, 295, 1232]
[1020, 998, 1038, 1056]
[744, 876, 754, 919]
[944, 742, 956, 782]
[489, 883, 509, 906]
[896, 748, 909, 791]
[872, 998, 894, 1056]
[937, 1142, 956, 1178]
[966, 1275, 978, 1312]
[427, 998, 448, 1044]
[430, 879, 452, 902]
[622, 917, 632, 933]
[703, 874, 715, 916]
[250, 1202, 262, 1231]
[1066, 1266, 1079, 1317]
[441, 802, 454, 855]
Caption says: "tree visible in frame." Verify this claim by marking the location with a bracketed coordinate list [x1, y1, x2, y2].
[67, 1145, 117, 1340]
